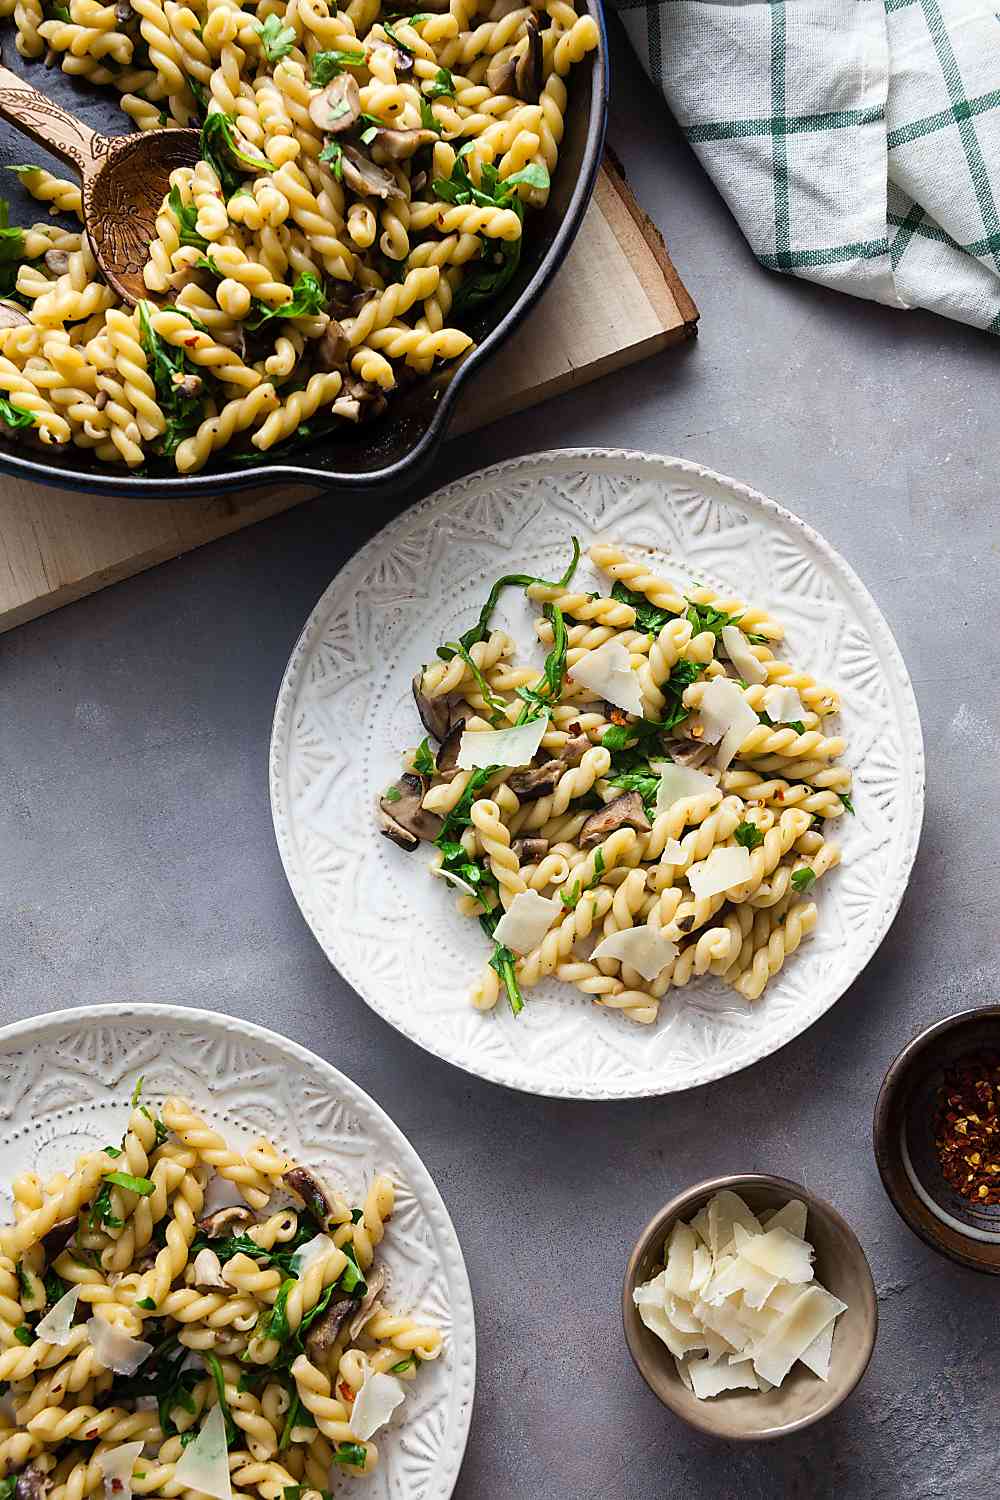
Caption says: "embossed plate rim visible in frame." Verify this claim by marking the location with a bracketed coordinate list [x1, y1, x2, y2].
[0, 1002, 476, 1498]
[269, 447, 925, 1099]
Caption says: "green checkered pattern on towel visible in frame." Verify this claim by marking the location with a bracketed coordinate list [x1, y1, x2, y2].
[613, 0, 1000, 331]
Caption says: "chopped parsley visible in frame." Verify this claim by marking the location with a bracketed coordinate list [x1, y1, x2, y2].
[413, 738, 437, 775]
[254, 12, 296, 59]
[89, 1182, 124, 1230]
[733, 821, 765, 851]
[839, 792, 855, 815]
[791, 866, 816, 892]
[310, 47, 366, 83]
[560, 848, 605, 909]
[319, 139, 343, 179]
[199, 111, 276, 201]
[424, 66, 454, 98]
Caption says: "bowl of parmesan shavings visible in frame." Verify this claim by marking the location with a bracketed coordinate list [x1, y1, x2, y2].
[622, 1175, 877, 1440]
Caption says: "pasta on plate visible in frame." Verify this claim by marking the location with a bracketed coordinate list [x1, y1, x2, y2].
[0, 0, 598, 471]
[0, 1083, 441, 1491]
[378, 541, 851, 1027]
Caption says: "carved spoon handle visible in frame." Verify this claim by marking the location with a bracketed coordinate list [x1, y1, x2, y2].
[0, 60, 106, 176]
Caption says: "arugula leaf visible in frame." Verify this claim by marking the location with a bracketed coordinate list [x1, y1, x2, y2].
[0, 1477, 16, 1500]
[131, 1075, 144, 1107]
[610, 581, 676, 635]
[839, 792, 855, 815]
[14, 1262, 29, 1298]
[48, 5, 70, 20]
[0, 395, 37, 430]
[202, 1352, 239, 1446]
[184, 71, 209, 116]
[319, 139, 343, 179]
[333, 1444, 368, 1470]
[140, 1105, 169, 1148]
[381, 17, 413, 51]
[733, 821, 764, 851]
[425, 66, 454, 98]
[515, 603, 568, 719]
[479, 909, 523, 1017]
[244, 271, 326, 330]
[436, 537, 580, 661]
[413, 738, 437, 775]
[89, 1182, 123, 1230]
[105, 1171, 155, 1195]
[137, 301, 204, 459]
[200, 111, 276, 200]
[418, 96, 441, 133]
[560, 848, 605, 910]
[255, 12, 296, 59]
[604, 768, 660, 814]
[268, 1280, 294, 1343]
[13, 1325, 32, 1346]
[436, 842, 498, 909]
[137, 1296, 157, 1311]
[279, 1394, 308, 1451]
[390, 1353, 419, 1374]
[451, 208, 522, 317]
[685, 599, 768, 646]
[383, 784, 402, 803]
[791, 866, 815, 892]
[0, 199, 25, 296]
[438, 637, 507, 723]
[109, 1335, 200, 1435]
[336, 1257, 366, 1297]
[434, 766, 494, 842]
[44, 1269, 66, 1308]
[359, 125, 379, 145]
[168, 183, 209, 250]
[310, 47, 366, 84]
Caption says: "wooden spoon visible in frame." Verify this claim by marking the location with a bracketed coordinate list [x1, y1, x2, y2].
[0, 57, 200, 304]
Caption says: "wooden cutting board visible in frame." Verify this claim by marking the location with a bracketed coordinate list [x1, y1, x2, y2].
[0, 155, 697, 633]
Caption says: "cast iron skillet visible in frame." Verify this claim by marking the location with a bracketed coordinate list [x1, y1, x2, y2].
[0, 3, 608, 499]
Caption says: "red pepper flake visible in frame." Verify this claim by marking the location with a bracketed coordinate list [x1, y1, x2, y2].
[337, 1380, 354, 1403]
[934, 1050, 1000, 1203]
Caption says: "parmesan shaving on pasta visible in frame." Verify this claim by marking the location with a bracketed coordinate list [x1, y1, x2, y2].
[632, 1190, 848, 1399]
[456, 717, 548, 771]
[349, 1370, 406, 1441]
[33, 1285, 80, 1345]
[97, 1442, 145, 1500]
[491, 891, 563, 955]
[762, 685, 807, 724]
[687, 846, 753, 900]
[567, 639, 644, 717]
[698, 678, 760, 770]
[289, 1233, 339, 1276]
[86, 1317, 153, 1376]
[653, 763, 719, 818]
[721, 625, 767, 685]
[174, 1403, 232, 1500]
[589, 927, 678, 981]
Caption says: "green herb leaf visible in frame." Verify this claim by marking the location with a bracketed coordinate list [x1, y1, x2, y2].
[791, 866, 815, 892]
[199, 110, 276, 201]
[309, 47, 366, 84]
[418, 96, 441, 133]
[103, 1144, 123, 1158]
[839, 792, 855, 815]
[0, 1476, 17, 1500]
[202, 1352, 239, 1446]
[359, 125, 379, 145]
[560, 847, 605, 910]
[515, 602, 568, 720]
[604, 768, 660, 815]
[502, 162, 549, 192]
[0, 395, 37, 430]
[137, 1296, 157, 1311]
[733, 821, 765, 851]
[433, 765, 494, 843]
[390, 1353, 418, 1374]
[44, 1269, 66, 1308]
[319, 139, 344, 179]
[254, 12, 296, 59]
[413, 738, 437, 775]
[89, 1182, 123, 1230]
[0, 199, 26, 297]
[610, 581, 676, 635]
[268, 1279, 294, 1343]
[383, 784, 402, 802]
[440, 638, 507, 723]
[451, 207, 522, 317]
[479, 908, 524, 1016]
[333, 1444, 368, 1470]
[13, 1325, 33, 1346]
[381, 17, 413, 51]
[105, 1171, 155, 1196]
[684, 599, 767, 646]
[244, 271, 326, 330]
[436, 537, 580, 661]
[425, 66, 454, 98]
[137, 300, 205, 459]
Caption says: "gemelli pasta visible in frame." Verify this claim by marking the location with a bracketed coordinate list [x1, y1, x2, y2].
[0, 0, 599, 470]
[0, 1082, 441, 1489]
[378, 540, 850, 1026]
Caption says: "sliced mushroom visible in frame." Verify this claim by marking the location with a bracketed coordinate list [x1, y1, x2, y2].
[511, 837, 548, 862]
[559, 733, 591, 768]
[331, 396, 361, 422]
[340, 373, 387, 421]
[15, 1468, 46, 1500]
[514, 14, 543, 101]
[0, 300, 30, 330]
[370, 127, 438, 162]
[317, 318, 349, 372]
[412, 669, 452, 742]
[197, 1205, 255, 1237]
[347, 1265, 385, 1341]
[171, 372, 203, 398]
[436, 719, 465, 776]
[40, 1217, 77, 1260]
[410, 168, 427, 194]
[485, 52, 517, 96]
[667, 737, 717, 769]
[340, 144, 402, 200]
[282, 1165, 349, 1229]
[115, 0, 134, 23]
[191, 1248, 228, 1291]
[578, 791, 651, 849]
[378, 772, 443, 851]
[93, 389, 109, 412]
[309, 74, 361, 134]
[43, 249, 69, 276]
[507, 759, 566, 801]
[304, 1296, 355, 1361]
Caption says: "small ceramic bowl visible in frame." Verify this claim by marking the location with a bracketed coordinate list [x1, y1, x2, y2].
[622, 1174, 878, 1441]
[874, 1005, 1000, 1273]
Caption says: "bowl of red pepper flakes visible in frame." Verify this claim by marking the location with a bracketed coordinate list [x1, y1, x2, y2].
[874, 1006, 1000, 1273]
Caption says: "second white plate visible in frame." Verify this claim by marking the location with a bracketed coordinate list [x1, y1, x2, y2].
[270, 449, 924, 1098]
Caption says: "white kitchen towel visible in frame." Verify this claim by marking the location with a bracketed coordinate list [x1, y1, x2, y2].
[614, 0, 1000, 331]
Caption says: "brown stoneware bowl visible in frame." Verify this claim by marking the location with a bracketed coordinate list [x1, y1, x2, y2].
[874, 1005, 1000, 1273]
[622, 1174, 878, 1441]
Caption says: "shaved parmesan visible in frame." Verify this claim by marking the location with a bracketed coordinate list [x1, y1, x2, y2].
[653, 762, 718, 819]
[567, 639, 643, 717]
[721, 625, 767, 685]
[87, 1317, 153, 1376]
[174, 1404, 231, 1500]
[660, 837, 686, 864]
[663, 1221, 696, 1297]
[687, 845, 752, 901]
[740, 1226, 814, 1284]
[752, 1286, 847, 1388]
[590, 927, 678, 982]
[635, 1190, 848, 1401]
[350, 1370, 405, 1441]
[456, 716, 547, 771]
[34, 1285, 80, 1346]
[290, 1233, 338, 1276]
[97, 1442, 145, 1500]
[491, 891, 562, 955]
[689, 1355, 759, 1400]
[698, 677, 760, 770]
[763, 685, 806, 725]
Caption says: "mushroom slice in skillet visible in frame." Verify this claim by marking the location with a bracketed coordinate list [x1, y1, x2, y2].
[340, 145, 403, 200]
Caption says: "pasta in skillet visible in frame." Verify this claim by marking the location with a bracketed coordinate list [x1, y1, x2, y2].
[0, 0, 599, 471]
[378, 540, 850, 1026]
[0, 1082, 440, 1489]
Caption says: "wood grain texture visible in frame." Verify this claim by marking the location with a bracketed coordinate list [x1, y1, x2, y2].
[0, 162, 698, 634]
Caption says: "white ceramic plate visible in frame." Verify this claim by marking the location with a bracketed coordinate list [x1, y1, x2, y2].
[270, 449, 924, 1099]
[0, 1004, 475, 1499]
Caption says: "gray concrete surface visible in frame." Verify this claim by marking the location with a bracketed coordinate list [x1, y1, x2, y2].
[3, 18, 999, 1499]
